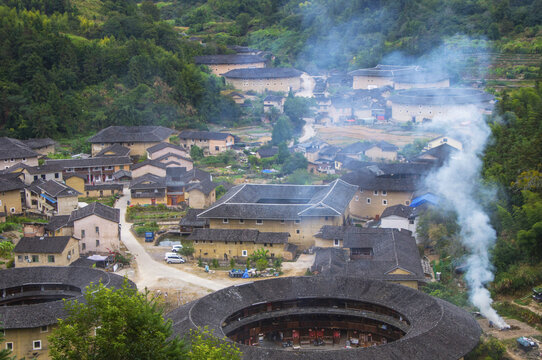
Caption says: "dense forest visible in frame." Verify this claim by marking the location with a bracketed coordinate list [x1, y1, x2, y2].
[0, 0, 240, 139]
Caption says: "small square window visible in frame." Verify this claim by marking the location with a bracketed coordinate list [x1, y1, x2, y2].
[295, 220, 300, 224]
[223, 219, 229, 224]
[367, 198, 371, 204]
[33, 340, 41, 350]
[40, 325, 48, 333]
[55, 173, 59, 178]
[32, 255, 39, 262]
[382, 199, 388, 205]
[355, 195, 359, 201]
[373, 190, 378, 196]
[48, 255, 55, 263]
[280, 219, 285, 224]
[256, 219, 263, 225]
[409, 219, 415, 224]
[95, 226, 99, 234]
[81, 230, 85, 238]
[6, 343, 13, 350]
[405, 201, 410, 205]
[82, 243, 86, 251]
[17, 255, 22, 262]
[296, 229, 300, 234]
[382, 190, 387, 196]
[242, 250, 248, 257]
[96, 240, 100, 247]
[239, 219, 244, 224]
[334, 239, 340, 247]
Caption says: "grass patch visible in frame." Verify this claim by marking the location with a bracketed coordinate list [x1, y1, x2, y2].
[80, 196, 117, 207]
[493, 301, 542, 329]
[133, 222, 159, 236]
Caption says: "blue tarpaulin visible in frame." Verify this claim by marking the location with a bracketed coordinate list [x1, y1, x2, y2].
[40, 193, 57, 203]
[410, 193, 439, 207]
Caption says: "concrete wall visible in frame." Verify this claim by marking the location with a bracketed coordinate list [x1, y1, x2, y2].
[348, 190, 413, 219]
[65, 177, 85, 194]
[193, 240, 287, 260]
[186, 188, 215, 209]
[381, 215, 418, 241]
[209, 214, 346, 250]
[394, 79, 450, 90]
[14, 237, 79, 268]
[57, 196, 79, 216]
[0, 189, 23, 214]
[148, 147, 189, 160]
[74, 214, 120, 255]
[1, 325, 56, 360]
[225, 76, 301, 94]
[205, 62, 265, 76]
[131, 165, 166, 178]
[352, 76, 393, 90]
[365, 147, 397, 161]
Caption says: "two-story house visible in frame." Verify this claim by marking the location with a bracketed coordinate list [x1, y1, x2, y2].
[69, 202, 120, 255]
[13, 236, 80, 267]
[0, 173, 25, 215]
[88, 126, 174, 157]
[26, 180, 81, 216]
[178, 131, 235, 156]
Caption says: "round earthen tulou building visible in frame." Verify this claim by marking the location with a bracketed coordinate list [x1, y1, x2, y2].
[167, 276, 481, 360]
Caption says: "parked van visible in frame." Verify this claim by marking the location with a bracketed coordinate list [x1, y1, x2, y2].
[164, 253, 185, 264]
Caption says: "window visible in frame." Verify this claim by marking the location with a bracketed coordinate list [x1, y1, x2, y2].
[242, 250, 248, 257]
[239, 219, 244, 224]
[280, 220, 285, 224]
[256, 219, 263, 225]
[22, 157, 26, 162]
[96, 240, 100, 247]
[382, 199, 388, 205]
[10, 208, 15, 213]
[32, 255, 39, 262]
[95, 226, 99, 234]
[325, 216, 329, 220]
[334, 239, 340, 247]
[48, 255, 55, 263]
[355, 195, 359, 201]
[40, 325, 48, 333]
[382, 190, 387, 196]
[41, 175, 46, 180]
[295, 220, 300, 224]
[34, 175, 38, 181]
[81, 230, 85, 238]
[6, 343, 13, 351]
[82, 243, 86, 251]
[296, 229, 300, 234]
[17, 255, 22, 262]
[264, 243, 267, 247]
[33, 340, 41, 350]
[409, 219, 415, 224]
[373, 190, 378, 196]
[215, 146, 219, 151]
[223, 219, 229, 224]
[54, 173, 59, 178]
[367, 198, 371, 204]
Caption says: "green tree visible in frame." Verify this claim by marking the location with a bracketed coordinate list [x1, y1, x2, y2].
[281, 152, 308, 175]
[255, 258, 269, 272]
[180, 243, 195, 258]
[49, 280, 187, 360]
[283, 92, 313, 133]
[277, 142, 290, 164]
[140, 0, 160, 21]
[187, 327, 241, 360]
[286, 169, 312, 184]
[0, 241, 15, 258]
[190, 145, 204, 161]
[271, 115, 293, 145]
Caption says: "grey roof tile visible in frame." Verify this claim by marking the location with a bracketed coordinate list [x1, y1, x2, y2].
[14, 236, 73, 253]
[88, 126, 174, 143]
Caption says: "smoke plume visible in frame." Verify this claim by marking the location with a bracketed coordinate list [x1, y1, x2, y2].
[423, 106, 508, 328]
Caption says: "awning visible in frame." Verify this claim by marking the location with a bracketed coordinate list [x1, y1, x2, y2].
[88, 255, 108, 261]
[40, 193, 57, 203]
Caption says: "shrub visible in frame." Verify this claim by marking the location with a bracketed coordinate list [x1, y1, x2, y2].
[180, 243, 195, 257]
[465, 337, 506, 360]
[255, 258, 268, 272]
[230, 258, 236, 269]
[211, 259, 219, 269]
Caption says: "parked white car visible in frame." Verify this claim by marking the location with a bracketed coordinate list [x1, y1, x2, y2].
[164, 253, 185, 264]
[171, 244, 183, 252]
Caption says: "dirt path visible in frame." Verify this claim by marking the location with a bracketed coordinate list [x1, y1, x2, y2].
[117, 189, 232, 293]
[478, 318, 541, 341]
[282, 254, 315, 276]
[317, 125, 438, 147]
[299, 119, 316, 143]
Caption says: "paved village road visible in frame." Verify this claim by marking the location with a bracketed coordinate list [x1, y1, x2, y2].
[299, 119, 316, 143]
[116, 189, 228, 292]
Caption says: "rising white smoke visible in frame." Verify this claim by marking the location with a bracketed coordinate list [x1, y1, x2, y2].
[424, 106, 508, 328]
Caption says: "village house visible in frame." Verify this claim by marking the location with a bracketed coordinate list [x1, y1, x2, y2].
[197, 179, 357, 249]
[263, 95, 285, 112]
[223, 68, 303, 93]
[349, 64, 419, 90]
[112, 169, 132, 184]
[147, 142, 190, 160]
[26, 179, 80, 216]
[13, 236, 80, 267]
[70, 202, 120, 255]
[380, 204, 419, 241]
[180, 209, 209, 235]
[131, 160, 169, 178]
[94, 144, 131, 157]
[88, 125, 175, 157]
[45, 215, 73, 237]
[256, 147, 278, 159]
[0, 137, 39, 169]
[341, 163, 432, 220]
[390, 88, 494, 123]
[364, 141, 399, 162]
[311, 227, 425, 289]
[194, 54, 266, 76]
[425, 135, 463, 151]
[83, 183, 123, 198]
[0, 173, 25, 215]
[188, 228, 296, 261]
[6, 163, 63, 185]
[166, 168, 216, 208]
[129, 173, 167, 206]
[20, 138, 56, 156]
[46, 156, 131, 184]
[178, 131, 235, 156]
[413, 143, 459, 166]
[228, 92, 246, 104]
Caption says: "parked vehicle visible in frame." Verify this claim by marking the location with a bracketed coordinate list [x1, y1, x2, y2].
[171, 244, 183, 252]
[164, 253, 185, 264]
[533, 287, 542, 302]
[517, 337, 538, 350]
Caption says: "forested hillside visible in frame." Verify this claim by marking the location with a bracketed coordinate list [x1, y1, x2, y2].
[168, 0, 542, 70]
[0, 0, 239, 139]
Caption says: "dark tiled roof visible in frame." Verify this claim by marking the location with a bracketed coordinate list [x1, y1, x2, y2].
[0, 137, 38, 160]
[381, 204, 414, 218]
[44, 215, 71, 231]
[194, 54, 265, 65]
[84, 183, 123, 191]
[112, 170, 132, 180]
[0, 173, 25, 192]
[264, 95, 284, 102]
[131, 159, 167, 171]
[130, 173, 166, 190]
[46, 156, 131, 168]
[349, 64, 418, 77]
[186, 179, 217, 195]
[341, 167, 421, 192]
[223, 67, 303, 79]
[372, 141, 398, 152]
[154, 152, 192, 163]
[0, 267, 132, 329]
[180, 209, 208, 227]
[20, 163, 64, 175]
[178, 131, 233, 141]
[257, 147, 278, 158]
[88, 126, 174, 143]
[414, 143, 458, 165]
[166, 168, 211, 186]
[14, 236, 73, 253]
[188, 228, 288, 244]
[31, 179, 81, 198]
[390, 88, 494, 106]
[147, 142, 189, 155]
[95, 144, 131, 157]
[198, 180, 357, 220]
[69, 202, 120, 223]
[166, 276, 481, 360]
[21, 138, 56, 149]
[339, 142, 372, 155]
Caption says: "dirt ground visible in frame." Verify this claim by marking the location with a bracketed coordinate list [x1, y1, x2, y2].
[316, 125, 438, 147]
